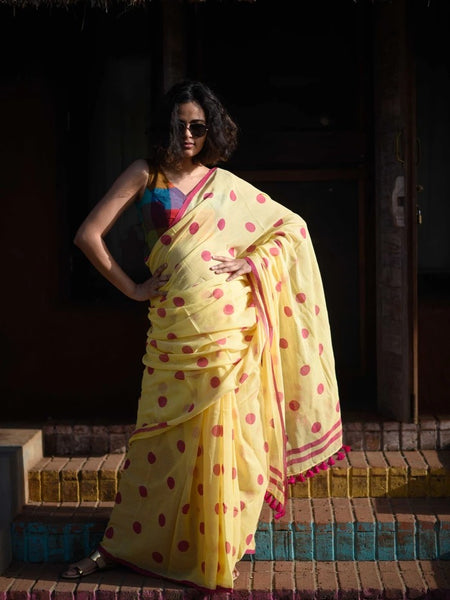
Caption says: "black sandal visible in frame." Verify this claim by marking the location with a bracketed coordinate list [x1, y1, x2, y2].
[60, 549, 116, 579]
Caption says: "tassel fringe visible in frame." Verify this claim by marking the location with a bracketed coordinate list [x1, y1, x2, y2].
[265, 445, 351, 520]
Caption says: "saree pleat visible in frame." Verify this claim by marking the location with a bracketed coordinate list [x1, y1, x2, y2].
[99, 168, 343, 590]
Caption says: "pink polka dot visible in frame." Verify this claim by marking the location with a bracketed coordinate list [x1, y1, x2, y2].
[319, 343, 324, 355]
[317, 383, 324, 394]
[262, 257, 269, 268]
[239, 373, 248, 384]
[147, 452, 156, 464]
[158, 513, 166, 526]
[232, 467, 237, 479]
[257, 474, 264, 485]
[152, 552, 163, 563]
[197, 446, 203, 457]
[280, 338, 288, 349]
[240, 501, 246, 511]
[270, 247, 280, 256]
[157, 308, 166, 318]
[197, 357, 208, 367]
[203, 192, 213, 199]
[264, 441, 269, 453]
[175, 371, 185, 380]
[211, 425, 223, 437]
[296, 293, 306, 303]
[246, 244, 256, 252]
[300, 227, 307, 239]
[147, 366, 154, 375]
[270, 418, 275, 428]
[158, 396, 167, 407]
[246, 534, 253, 545]
[167, 477, 175, 489]
[182, 345, 194, 354]
[167, 332, 177, 339]
[213, 464, 221, 476]
[315, 305, 320, 315]
[223, 304, 234, 315]
[214, 503, 220, 515]
[244, 334, 253, 342]
[230, 190, 237, 201]
[284, 306, 293, 317]
[213, 288, 224, 299]
[228, 247, 235, 257]
[217, 218, 226, 230]
[189, 222, 200, 235]
[115, 492, 122, 504]
[187, 403, 194, 413]
[105, 527, 114, 539]
[246, 413, 256, 425]
[133, 521, 142, 534]
[300, 365, 311, 376]
[198, 484, 204, 495]
[139, 485, 148, 497]
[273, 219, 284, 227]
[223, 503, 228, 514]
[245, 222, 256, 232]
[201, 250, 212, 261]
[210, 376, 220, 388]
[182, 503, 190, 514]
[225, 541, 231, 554]
[159, 353, 169, 362]
[199, 522, 205, 534]
[289, 400, 300, 411]
[302, 328, 309, 339]
[311, 421, 322, 433]
[256, 194, 266, 203]
[161, 234, 172, 245]
[177, 440, 185, 453]
[123, 458, 130, 470]
[336, 401, 341, 412]
[173, 297, 185, 307]
[217, 337, 227, 345]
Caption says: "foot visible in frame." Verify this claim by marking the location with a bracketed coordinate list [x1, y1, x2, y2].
[60, 550, 116, 579]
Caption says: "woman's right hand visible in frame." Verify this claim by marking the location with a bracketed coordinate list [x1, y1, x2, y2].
[132, 263, 170, 301]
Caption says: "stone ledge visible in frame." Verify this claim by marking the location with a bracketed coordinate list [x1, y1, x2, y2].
[0, 429, 43, 573]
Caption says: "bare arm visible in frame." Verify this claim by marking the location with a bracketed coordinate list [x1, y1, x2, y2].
[74, 159, 169, 301]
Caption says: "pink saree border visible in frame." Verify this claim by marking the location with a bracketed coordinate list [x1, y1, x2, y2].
[171, 167, 218, 228]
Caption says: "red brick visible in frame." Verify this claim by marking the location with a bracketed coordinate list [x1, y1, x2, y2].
[316, 562, 339, 598]
[335, 561, 360, 599]
[294, 562, 315, 599]
[357, 562, 383, 598]
[377, 562, 405, 599]
[252, 561, 272, 593]
[397, 561, 427, 599]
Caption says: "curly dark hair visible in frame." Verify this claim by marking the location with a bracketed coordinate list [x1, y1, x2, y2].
[148, 80, 238, 169]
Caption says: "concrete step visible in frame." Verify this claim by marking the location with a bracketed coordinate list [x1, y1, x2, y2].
[2, 559, 450, 599]
[27, 451, 450, 503]
[11, 497, 450, 563]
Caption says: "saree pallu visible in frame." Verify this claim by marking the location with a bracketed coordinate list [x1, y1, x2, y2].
[100, 168, 345, 591]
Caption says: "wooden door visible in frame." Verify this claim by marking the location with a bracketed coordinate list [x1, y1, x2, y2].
[185, 0, 376, 413]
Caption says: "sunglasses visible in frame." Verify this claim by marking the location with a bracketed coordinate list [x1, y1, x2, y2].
[177, 121, 208, 138]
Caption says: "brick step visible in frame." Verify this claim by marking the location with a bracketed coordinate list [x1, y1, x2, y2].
[2, 559, 450, 599]
[12, 497, 450, 563]
[28, 451, 450, 503]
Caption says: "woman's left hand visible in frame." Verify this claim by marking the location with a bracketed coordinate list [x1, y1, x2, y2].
[210, 255, 252, 282]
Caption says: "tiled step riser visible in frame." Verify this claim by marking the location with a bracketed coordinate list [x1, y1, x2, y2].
[28, 451, 450, 502]
[11, 518, 450, 563]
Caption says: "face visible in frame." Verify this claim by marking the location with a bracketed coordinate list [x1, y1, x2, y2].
[176, 102, 207, 160]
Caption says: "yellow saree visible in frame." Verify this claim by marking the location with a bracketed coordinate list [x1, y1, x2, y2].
[99, 167, 347, 591]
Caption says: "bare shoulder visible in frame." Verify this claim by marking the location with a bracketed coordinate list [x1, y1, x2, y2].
[122, 158, 150, 183]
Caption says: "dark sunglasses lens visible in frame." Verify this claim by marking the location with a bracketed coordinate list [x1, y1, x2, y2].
[189, 124, 207, 138]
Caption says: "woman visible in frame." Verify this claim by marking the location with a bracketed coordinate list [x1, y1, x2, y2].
[61, 80, 348, 591]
